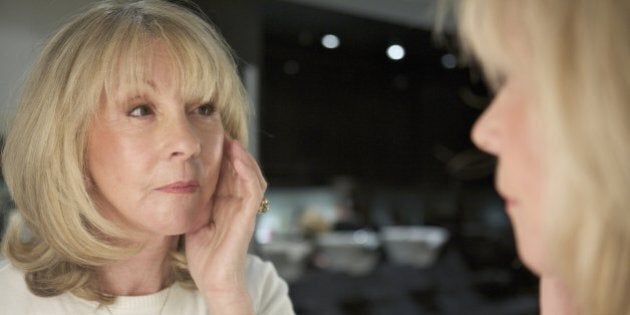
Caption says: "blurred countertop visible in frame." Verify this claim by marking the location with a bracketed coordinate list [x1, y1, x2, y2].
[287, 245, 538, 315]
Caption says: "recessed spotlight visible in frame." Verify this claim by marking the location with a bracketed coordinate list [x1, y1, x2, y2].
[441, 53, 457, 69]
[321, 34, 340, 49]
[387, 44, 405, 60]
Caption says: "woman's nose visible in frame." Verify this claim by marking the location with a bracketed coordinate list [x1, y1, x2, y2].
[167, 118, 201, 159]
[471, 101, 501, 155]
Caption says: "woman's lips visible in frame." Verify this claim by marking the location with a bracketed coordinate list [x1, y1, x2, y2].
[497, 185, 516, 209]
[156, 180, 199, 194]
[505, 198, 517, 210]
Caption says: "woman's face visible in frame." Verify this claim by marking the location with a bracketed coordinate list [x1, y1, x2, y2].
[87, 44, 224, 238]
[471, 69, 546, 274]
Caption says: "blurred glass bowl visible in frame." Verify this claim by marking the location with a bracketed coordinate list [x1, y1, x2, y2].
[316, 230, 380, 276]
[381, 225, 449, 268]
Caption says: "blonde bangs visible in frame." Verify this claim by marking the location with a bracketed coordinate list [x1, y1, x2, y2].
[457, 0, 522, 91]
[98, 8, 247, 142]
[101, 23, 217, 110]
[162, 25, 222, 108]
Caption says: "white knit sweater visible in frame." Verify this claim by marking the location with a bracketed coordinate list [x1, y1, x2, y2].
[0, 255, 294, 315]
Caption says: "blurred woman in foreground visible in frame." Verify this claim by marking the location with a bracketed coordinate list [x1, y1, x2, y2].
[456, 1, 630, 314]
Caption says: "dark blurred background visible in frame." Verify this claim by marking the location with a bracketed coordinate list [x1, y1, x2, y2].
[0, 1, 538, 314]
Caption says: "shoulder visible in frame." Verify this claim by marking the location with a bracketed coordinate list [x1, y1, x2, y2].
[245, 254, 287, 290]
[0, 260, 96, 314]
[244, 254, 278, 293]
[245, 254, 276, 277]
[0, 259, 22, 283]
[0, 260, 30, 304]
[0, 260, 40, 313]
[245, 255, 295, 315]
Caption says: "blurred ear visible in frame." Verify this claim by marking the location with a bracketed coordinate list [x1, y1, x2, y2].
[84, 173, 95, 191]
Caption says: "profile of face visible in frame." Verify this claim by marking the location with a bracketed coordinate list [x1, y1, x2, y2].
[86, 42, 224, 238]
[471, 66, 547, 274]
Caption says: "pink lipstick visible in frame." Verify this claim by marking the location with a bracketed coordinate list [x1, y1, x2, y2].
[156, 180, 199, 194]
[504, 198, 517, 210]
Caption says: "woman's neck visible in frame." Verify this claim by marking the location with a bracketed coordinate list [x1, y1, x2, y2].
[98, 236, 178, 296]
[540, 276, 575, 315]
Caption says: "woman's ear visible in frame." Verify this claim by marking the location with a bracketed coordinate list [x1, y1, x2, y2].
[84, 173, 95, 190]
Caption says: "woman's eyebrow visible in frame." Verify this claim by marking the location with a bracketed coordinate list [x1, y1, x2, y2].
[120, 80, 159, 103]
[146, 80, 158, 91]
[124, 95, 144, 103]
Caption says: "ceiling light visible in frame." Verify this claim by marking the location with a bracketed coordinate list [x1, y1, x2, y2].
[387, 44, 405, 60]
[441, 53, 457, 69]
[321, 34, 340, 49]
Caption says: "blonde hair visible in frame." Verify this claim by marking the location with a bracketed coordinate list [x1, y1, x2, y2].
[456, 0, 630, 314]
[1, 0, 248, 304]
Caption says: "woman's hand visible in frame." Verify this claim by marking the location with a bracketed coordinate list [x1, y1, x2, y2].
[185, 137, 267, 314]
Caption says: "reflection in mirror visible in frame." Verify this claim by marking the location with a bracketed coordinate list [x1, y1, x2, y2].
[250, 1, 538, 314]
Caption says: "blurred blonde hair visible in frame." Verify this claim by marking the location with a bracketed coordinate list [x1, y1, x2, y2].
[456, 0, 630, 314]
[1, 0, 248, 304]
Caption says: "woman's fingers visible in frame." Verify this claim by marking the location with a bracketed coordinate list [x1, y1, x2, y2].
[218, 138, 267, 207]
[183, 138, 266, 313]
[235, 142, 267, 190]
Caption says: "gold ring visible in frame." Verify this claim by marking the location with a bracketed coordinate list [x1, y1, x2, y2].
[258, 197, 269, 214]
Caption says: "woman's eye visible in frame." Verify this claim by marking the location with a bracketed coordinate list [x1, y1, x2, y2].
[195, 103, 216, 116]
[495, 74, 507, 89]
[490, 72, 508, 94]
[128, 105, 152, 117]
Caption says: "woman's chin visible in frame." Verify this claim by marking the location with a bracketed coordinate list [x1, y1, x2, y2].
[515, 243, 544, 276]
[181, 209, 212, 234]
[137, 216, 210, 237]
